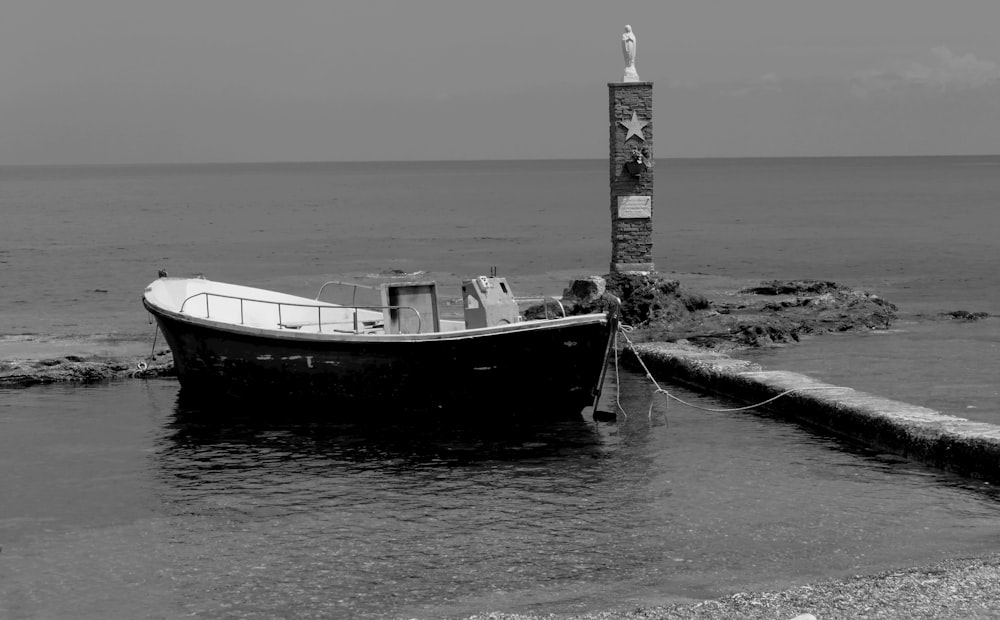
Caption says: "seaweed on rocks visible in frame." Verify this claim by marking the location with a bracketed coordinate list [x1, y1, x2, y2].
[944, 310, 990, 321]
[532, 273, 897, 352]
[741, 279, 840, 296]
[0, 350, 175, 387]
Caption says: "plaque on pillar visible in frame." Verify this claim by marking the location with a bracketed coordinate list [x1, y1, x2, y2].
[617, 196, 651, 219]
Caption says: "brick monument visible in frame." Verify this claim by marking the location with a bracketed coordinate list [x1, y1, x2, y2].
[609, 25, 654, 273]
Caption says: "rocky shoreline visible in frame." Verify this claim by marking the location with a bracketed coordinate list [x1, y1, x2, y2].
[535, 272, 901, 351]
[466, 552, 1000, 619]
[0, 346, 174, 387]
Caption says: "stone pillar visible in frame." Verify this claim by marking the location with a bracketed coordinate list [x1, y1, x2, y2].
[609, 81, 654, 273]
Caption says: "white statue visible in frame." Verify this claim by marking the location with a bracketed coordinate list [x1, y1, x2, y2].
[622, 25, 639, 82]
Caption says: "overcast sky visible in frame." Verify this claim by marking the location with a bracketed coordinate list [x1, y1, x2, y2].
[2, 0, 999, 165]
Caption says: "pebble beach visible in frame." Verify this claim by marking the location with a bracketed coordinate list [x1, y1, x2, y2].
[468, 553, 1000, 619]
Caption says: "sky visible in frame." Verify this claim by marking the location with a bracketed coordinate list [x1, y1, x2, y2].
[2, 0, 999, 165]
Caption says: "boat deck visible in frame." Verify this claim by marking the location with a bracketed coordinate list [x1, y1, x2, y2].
[146, 277, 467, 335]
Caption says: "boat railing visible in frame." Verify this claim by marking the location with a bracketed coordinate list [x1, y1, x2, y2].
[178, 291, 422, 334]
[514, 296, 567, 320]
[314, 280, 378, 306]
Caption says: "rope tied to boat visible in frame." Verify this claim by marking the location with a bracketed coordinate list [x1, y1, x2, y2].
[132, 320, 160, 378]
[612, 324, 853, 419]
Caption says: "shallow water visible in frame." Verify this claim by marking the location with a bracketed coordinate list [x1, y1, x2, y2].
[745, 318, 1000, 425]
[3, 374, 999, 619]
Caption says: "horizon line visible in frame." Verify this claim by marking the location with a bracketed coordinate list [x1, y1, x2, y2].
[2, 153, 999, 168]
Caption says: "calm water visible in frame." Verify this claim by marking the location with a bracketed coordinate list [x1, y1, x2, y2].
[3, 375, 1000, 619]
[3, 157, 999, 334]
[2, 157, 1000, 617]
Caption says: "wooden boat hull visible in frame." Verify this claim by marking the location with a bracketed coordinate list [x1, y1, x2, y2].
[143, 284, 617, 416]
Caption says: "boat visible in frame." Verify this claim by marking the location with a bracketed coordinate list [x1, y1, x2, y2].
[142, 274, 619, 416]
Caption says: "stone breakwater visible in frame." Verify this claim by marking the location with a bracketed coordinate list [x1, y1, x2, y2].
[547, 272, 1000, 484]
[622, 341, 1000, 484]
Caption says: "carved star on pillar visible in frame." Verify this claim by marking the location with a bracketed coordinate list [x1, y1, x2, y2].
[617, 110, 649, 142]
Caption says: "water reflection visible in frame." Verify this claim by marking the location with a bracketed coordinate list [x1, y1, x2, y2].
[152, 386, 660, 618]
[163, 387, 609, 466]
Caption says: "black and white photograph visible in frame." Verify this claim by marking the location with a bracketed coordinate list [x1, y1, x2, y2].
[2, 2, 1000, 618]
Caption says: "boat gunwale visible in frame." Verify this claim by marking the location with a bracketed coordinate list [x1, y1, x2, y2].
[142, 295, 611, 344]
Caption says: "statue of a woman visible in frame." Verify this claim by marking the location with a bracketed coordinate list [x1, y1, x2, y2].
[622, 25, 639, 82]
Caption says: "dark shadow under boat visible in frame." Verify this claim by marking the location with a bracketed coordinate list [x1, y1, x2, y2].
[162, 388, 606, 467]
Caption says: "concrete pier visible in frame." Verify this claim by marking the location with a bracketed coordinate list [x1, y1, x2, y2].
[625, 342, 1000, 483]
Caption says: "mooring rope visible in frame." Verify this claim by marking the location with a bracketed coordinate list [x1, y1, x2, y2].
[132, 322, 160, 378]
[611, 325, 628, 418]
[612, 324, 853, 417]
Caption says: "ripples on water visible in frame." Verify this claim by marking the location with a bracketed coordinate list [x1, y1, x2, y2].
[2, 374, 1000, 619]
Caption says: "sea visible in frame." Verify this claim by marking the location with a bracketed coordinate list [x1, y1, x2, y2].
[1, 157, 999, 618]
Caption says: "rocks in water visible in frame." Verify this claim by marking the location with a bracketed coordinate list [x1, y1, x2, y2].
[604, 272, 711, 326]
[532, 273, 898, 351]
[524, 275, 614, 320]
[0, 351, 175, 387]
[700, 278, 897, 347]
[944, 310, 990, 321]
[555, 272, 709, 328]
[561, 275, 606, 304]
[917, 309, 990, 322]
[742, 279, 839, 296]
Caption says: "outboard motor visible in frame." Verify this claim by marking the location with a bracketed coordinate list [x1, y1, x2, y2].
[462, 275, 520, 328]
